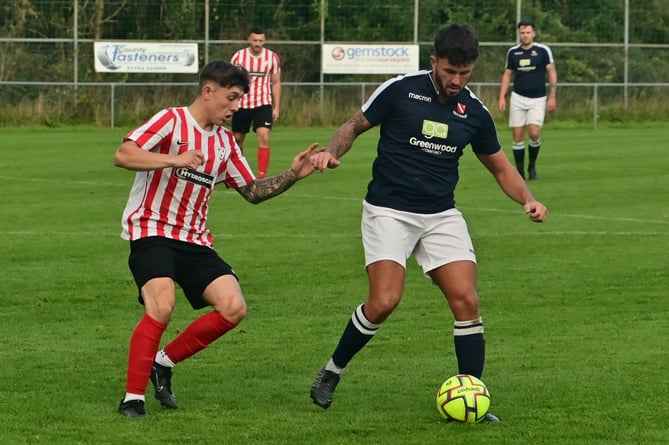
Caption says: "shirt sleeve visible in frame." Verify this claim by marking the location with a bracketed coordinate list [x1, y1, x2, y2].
[470, 110, 502, 155]
[544, 46, 555, 65]
[271, 51, 281, 74]
[504, 48, 512, 70]
[361, 76, 402, 126]
[217, 129, 256, 188]
[230, 50, 241, 65]
[124, 109, 175, 152]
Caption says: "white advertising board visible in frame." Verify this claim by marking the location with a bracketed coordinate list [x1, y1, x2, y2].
[94, 42, 199, 73]
[322, 44, 420, 74]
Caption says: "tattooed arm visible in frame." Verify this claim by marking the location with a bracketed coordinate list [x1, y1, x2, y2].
[312, 109, 372, 172]
[237, 170, 298, 204]
[326, 109, 373, 159]
[236, 143, 318, 204]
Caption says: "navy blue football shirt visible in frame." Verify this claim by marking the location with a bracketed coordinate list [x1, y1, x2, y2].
[362, 70, 501, 214]
[504, 43, 554, 98]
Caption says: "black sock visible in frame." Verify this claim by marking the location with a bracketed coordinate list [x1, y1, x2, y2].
[331, 304, 380, 369]
[528, 142, 540, 169]
[512, 142, 525, 173]
[453, 318, 485, 378]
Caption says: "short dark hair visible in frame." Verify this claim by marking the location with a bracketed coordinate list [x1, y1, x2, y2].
[517, 20, 535, 29]
[199, 59, 249, 94]
[433, 23, 479, 66]
[249, 26, 266, 35]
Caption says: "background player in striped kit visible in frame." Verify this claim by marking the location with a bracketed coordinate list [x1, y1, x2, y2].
[114, 59, 316, 418]
[231, 26, 282, 178]
[498, 20, 557, 180]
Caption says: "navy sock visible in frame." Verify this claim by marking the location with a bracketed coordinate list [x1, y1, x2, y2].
[331, 304, 380, 369]
[453, 318, 485, 378]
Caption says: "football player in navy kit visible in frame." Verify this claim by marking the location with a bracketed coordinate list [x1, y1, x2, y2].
[308, 23, 548, 422]
[498, 20, 557, 180]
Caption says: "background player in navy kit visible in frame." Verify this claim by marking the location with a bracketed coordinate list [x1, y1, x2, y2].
[308, 24, 548, 421]
[498, 20, 557, 180]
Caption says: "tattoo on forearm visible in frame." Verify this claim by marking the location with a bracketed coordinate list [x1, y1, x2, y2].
[328, 110, 370, 159]
[328, 135, 354, 159]
[238, 170, 297, 204]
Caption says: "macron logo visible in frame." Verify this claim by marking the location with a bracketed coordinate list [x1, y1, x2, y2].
[408, 92, 432, 103]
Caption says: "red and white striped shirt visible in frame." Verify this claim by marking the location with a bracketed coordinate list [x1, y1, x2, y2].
[230, 47, 280, 109]
[120, 107, 255, 247]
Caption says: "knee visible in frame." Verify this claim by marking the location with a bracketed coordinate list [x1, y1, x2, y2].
[229, 298, 248, 324]
[215, 293, 247, 325]
[365, 294, 401, 323]
[449, 294, 480, 320]
[145, 298, 176, 324]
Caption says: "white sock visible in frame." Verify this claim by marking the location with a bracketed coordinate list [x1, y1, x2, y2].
[124, 393, 145, 403]
[155, 349, 176, 368]
[325, 358, 344, 375]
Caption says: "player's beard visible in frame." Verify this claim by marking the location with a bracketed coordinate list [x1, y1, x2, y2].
[440, 80, 463, 100]
[521, 37, 534, 47]
[431, 71, 465, 101]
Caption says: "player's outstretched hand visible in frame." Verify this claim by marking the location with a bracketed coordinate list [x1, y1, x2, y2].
[524, 201, 548, 222]
[310, 149, 341, 172]
[290, 143, 320, 179]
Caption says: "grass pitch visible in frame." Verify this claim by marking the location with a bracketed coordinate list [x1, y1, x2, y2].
[0, 124, 667, 444]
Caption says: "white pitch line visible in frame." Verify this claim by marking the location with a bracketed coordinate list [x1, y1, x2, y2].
[0, 230, 665, 238]
[2, 176, 667, 225]
[548, 213, 669, 225]
[458, 206, 669, 225]
[0, 175, 128, 188]
[274, 194, 669, 225]
[471, 231, 668, 237]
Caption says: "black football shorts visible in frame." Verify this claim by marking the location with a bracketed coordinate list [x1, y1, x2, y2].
[231, 105, 273, 133]
[128, 236, 238, 309]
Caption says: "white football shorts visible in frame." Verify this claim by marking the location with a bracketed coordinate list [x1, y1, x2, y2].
[361, 200, 476, 274]
[509, 91, 547, 128]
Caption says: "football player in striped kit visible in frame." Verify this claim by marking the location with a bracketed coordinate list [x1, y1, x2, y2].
[231, 26, 282, 179]
[114, 59, 316, 418]
[308, 24, 548, 422]
[498, 20, 557, 180]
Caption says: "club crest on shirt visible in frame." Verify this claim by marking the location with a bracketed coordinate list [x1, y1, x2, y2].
[174, 168, 214, 188]
[453, 102, 468, 118]
[215, 147, 227, 161]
